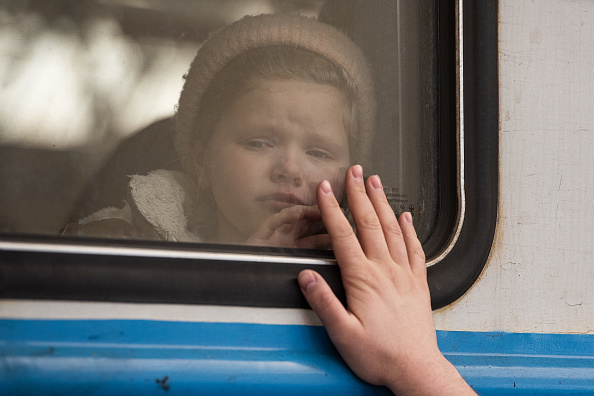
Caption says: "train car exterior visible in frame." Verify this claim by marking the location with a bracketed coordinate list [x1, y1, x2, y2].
[1, 0, 593, 394]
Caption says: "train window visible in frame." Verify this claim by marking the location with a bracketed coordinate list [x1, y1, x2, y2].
[0, 1, 498, 309]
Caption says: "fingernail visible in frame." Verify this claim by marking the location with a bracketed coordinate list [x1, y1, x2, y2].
[298, 271, 317, 292]
[320, 180, 332, 194]
[405, 212, 413, 223]
[352, 165, 363, 181]
[370, 175, 382, 190]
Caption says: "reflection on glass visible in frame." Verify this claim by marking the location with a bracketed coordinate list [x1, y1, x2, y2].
[0, 1, 438, 248]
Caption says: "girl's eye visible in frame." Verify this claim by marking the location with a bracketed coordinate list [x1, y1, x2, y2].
[245, 140, 270, 149]
[307, 149, 332, 159]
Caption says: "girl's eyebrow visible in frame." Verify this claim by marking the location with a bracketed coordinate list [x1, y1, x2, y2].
[230, 113, 348, 148]
[308, 126, 349, 146]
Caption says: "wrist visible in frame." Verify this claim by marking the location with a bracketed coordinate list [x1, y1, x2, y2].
[385, 352, 475, 396]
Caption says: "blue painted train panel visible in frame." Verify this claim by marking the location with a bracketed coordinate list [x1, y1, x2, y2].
[1, 319, 593, 395]
[0, 319, 389, 395]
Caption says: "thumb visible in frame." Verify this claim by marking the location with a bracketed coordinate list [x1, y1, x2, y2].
[298, 270, 350, 331]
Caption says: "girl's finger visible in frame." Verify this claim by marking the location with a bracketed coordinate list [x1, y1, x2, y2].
[250, 205, 320, 241]
[297, 219, 326, 238]
[295, 234, 331, 250]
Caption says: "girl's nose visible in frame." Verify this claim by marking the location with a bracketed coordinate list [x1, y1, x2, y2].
[272, 154, 304, 186]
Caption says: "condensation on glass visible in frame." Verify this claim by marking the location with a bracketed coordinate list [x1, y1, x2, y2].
[0, 0, 438, 247]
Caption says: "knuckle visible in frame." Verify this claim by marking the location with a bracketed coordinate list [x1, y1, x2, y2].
[314, 290, 338, 317]
[331, 225, 356, 243]
[347, 181, 367, 197]
[327, 215, 355, 237]
[348, 268, 373, 285]
[355, 215, 382, 232]
[410, 245, 426, 261]
[384, 223, 404, 239]
[279, 207, 298, 217]
[276, 209, 299, 223]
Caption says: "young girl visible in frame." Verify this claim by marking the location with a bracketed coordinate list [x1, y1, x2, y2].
[63, 13, 376, 248]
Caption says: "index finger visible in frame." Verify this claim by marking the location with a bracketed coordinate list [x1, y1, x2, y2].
[316, 179, 366, 269]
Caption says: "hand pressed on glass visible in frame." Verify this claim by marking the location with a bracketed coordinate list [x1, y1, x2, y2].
[299, 165, 475, 395]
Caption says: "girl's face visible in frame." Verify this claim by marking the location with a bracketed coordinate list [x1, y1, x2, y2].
[201, 78, 351, 243]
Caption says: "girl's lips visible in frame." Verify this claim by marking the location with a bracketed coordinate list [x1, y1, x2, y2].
[258, 192, 306, 211]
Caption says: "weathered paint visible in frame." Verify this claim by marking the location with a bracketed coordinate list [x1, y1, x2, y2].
[433, 0, 594, 333]
[2, 319, 593, 395]
[0, 319, 389, 395]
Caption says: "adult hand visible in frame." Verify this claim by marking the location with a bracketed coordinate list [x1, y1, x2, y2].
[245, 205, 331, 249]
[298, 165, 474, 395]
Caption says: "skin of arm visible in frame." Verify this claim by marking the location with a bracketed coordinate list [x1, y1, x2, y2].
[298, 165, 475, 395]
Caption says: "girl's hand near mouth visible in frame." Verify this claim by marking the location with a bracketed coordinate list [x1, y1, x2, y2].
[246, 205, 330, 249]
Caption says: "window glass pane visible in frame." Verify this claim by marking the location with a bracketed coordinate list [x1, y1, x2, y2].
[0, 0, 438, 248]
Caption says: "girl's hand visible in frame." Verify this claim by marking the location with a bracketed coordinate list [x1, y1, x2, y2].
[298, 165, 475, 395]
[245, 205, 331, 249]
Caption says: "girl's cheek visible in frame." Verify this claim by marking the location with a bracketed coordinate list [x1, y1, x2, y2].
[326, 169, 346, 196]
[305, 164, 347, 202]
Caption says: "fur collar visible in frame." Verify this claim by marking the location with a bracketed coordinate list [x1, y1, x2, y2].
[80, 169, 202, 242]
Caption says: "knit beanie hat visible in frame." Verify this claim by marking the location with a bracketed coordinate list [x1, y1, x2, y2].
[175, 13, 376, 175]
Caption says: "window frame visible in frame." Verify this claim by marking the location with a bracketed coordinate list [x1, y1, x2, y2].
[0, 0, 498, 310]
[425, 0, 499, 308]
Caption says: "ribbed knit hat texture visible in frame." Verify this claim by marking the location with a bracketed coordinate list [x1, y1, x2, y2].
[175, 13, 376, 174]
